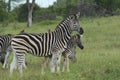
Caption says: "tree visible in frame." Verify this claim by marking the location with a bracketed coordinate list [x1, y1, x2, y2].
[27, 0, 35, 27]
[0, 0, 7, 22]
[14, 3, 39, 22]
[0, 0, 23, 23]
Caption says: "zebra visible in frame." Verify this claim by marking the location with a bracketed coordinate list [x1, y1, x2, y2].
[0, 34, 13, 68]
[62, 34, 84, 72]
[41, 34, 84, 74]
[10, 12, 84, 75]
[0, 30, 27, 69]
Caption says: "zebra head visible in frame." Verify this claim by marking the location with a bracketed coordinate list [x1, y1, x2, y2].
[75, 34, 84, 49]
[68, 34, 84, 62]
[69, 12, 84, 35]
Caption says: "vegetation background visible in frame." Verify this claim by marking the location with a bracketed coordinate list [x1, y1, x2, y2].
[0, 0, 120, 80]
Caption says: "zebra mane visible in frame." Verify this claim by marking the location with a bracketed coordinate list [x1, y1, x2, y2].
[55, 14, 74, 30]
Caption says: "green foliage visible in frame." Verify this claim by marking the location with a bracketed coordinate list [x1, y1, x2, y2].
[94, 0, 113, 11]
[0, 1, 8, 22]
[53, 0, 77, 17]
[14, 3, 40, 22]
[0, 0, 20, 24]
[52, 0, 120, 17]
[113, 8, 120, 15]
[33, 7, 56, 22]
[13, 3, 56, 22]
[1, 0, 120, 23]
[95, 0, 120, 10]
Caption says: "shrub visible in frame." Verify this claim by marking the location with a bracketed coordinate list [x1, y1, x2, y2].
[113, 8, 120, 15]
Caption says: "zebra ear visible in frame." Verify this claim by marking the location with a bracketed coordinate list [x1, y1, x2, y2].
[76, 12, 80, 19]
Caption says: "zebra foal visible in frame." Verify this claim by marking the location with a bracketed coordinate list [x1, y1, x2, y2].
[10, 12, 84, 75]
[62, 34, 84, 72]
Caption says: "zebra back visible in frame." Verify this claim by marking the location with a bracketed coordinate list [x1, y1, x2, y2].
[11, 32, 54, 56]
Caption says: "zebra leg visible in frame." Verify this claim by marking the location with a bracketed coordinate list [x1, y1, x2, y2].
[50, 47, 62, 73]
[66, 56, 70, 72]
[56, 53, 61, 73]
[22, 54, 27, 69]
[2, 49, 11, 68]
[41, 57, 49, 75]
[62, 57, 67, 72]
[10, 52, 17, 75]
[18, 62, 23, 75]
[17, 53, 25, 75]
[50, 53, 61, 73]
[50, 54, 56, 73]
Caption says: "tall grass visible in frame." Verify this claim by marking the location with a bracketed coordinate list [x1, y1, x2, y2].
[0, 16, 120, 80]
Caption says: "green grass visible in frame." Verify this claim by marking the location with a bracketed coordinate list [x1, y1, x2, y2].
[0, 16, 120, 80]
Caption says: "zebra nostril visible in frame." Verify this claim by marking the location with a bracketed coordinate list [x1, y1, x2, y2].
[78, 44, 84, 49]
[81, 46, 84, 49]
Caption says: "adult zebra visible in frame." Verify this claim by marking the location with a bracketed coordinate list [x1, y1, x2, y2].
[10, 12, 84, 75]
[0, 34, 13, 68]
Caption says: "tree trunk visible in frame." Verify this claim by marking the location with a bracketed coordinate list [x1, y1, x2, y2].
[8, 0, 11, 12]
[27, 0, 35, 27]
[27, 10, 32, 27]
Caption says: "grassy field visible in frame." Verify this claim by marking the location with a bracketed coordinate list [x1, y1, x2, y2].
[0, 16, 120, 80]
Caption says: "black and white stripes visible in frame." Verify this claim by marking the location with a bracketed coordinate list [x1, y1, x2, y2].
[11, 33, 53, 56]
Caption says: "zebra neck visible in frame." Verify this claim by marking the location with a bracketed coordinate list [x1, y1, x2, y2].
[67, 40, 75, 49]
[55, 19, 72, 36]
[54, 25, 71, 40]
[53, 24, 71, 48]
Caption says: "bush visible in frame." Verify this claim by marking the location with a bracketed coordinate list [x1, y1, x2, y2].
[33, 10, 56, 22]
[13, 3, 56, 22]
[14, 3, 40, 22]
[113, 8, 120, 15]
